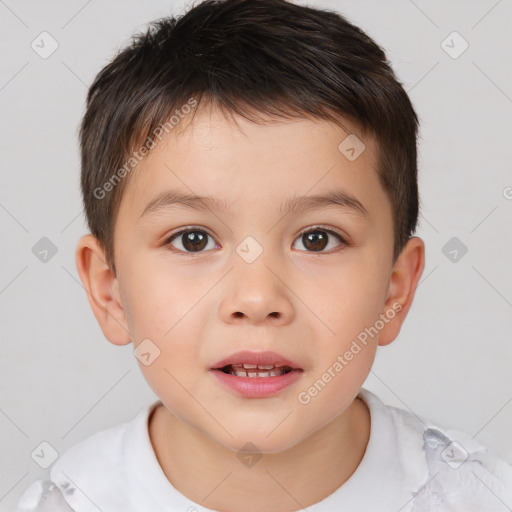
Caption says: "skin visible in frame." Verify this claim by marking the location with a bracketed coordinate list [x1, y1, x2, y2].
[76, 103, 425, 512]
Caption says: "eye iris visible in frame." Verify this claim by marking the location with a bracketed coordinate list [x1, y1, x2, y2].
[174, 229, 338, 253]
[303, 230, 328, 251]
[183, 231, 208, 252]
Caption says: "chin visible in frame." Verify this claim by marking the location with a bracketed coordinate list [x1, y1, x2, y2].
[208, 428, 303, 455]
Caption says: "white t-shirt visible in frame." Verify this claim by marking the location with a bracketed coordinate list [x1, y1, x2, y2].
[16, 388, 512, 512]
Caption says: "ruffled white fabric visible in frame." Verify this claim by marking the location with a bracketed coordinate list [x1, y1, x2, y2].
[16, 389, 512, 512]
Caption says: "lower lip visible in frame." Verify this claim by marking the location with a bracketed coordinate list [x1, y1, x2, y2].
[209, 369, 303, 398]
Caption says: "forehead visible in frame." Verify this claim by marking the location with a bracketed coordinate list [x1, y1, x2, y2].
[119, 104, 385, 222]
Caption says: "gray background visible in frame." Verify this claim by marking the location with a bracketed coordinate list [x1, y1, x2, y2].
[1, 0, 511, 510]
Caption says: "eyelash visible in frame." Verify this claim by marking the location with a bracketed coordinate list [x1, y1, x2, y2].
[164, 225, 348, 255]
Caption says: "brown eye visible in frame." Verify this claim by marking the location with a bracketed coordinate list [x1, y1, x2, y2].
[166, 229, 217, 253]
[293, 228, 346, 253]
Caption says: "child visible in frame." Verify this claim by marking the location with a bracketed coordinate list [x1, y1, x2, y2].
[17, 0, 512, 510]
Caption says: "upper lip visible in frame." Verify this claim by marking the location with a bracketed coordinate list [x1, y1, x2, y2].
[211, 350, 302, 370]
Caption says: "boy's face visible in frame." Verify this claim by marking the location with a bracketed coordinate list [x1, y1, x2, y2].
[77, 104, 424, 453]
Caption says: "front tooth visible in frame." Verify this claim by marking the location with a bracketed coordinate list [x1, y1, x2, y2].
[230, 368, 287, 377]
[257, 364, 274, 370]
[242, 364, 258, 369]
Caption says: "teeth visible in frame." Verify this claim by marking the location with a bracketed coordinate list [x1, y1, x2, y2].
[239, 363, 284, 370]
[221, 363, 294, 377]
[229, 368, 290, 377]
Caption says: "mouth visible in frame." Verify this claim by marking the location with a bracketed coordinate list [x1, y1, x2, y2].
[216, 363, 295, 378]
[210, 350, 302, 377]
[209, 351, 304, 398]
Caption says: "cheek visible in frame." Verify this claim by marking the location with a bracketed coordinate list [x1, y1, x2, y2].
[125, 265, 212, 350]
[293, 251, 387, 394]
[295, 256, 387, 338]
[122, 263, 209, 339]
[297, 336, 377, 421]
[132, 306, 208, 419]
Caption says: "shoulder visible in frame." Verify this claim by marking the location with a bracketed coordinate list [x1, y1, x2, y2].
[361, 389, 512, 510]
[16, 421, 125, 512]
[16, 401, 159, 512]
[411, 423, 512, 510]
[16, 480, 75, 512]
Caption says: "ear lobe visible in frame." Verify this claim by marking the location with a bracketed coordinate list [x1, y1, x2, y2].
[75, 234, 131, 346]
[378, 236, 425, 347]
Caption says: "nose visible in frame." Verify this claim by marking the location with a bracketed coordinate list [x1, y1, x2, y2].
[219, 255, 295, 326]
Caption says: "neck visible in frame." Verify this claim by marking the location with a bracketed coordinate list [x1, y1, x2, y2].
[149, 397, 370, 512]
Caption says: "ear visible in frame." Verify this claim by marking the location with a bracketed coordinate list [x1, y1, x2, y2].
[75, 234, 131, 346]
[378, 236, 425, 346]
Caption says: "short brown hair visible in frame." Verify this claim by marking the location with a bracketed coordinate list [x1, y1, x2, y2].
[79, 0, 419, 276]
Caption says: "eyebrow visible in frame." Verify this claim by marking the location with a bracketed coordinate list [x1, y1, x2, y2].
[139, 189, 369, 220]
